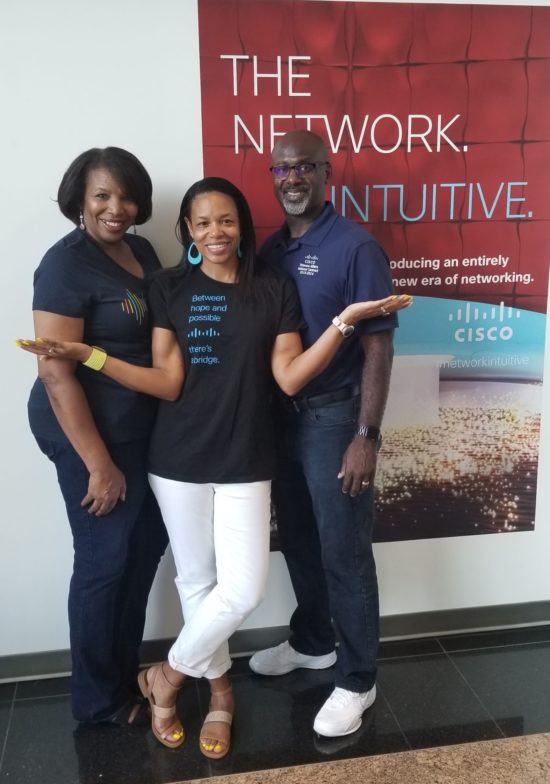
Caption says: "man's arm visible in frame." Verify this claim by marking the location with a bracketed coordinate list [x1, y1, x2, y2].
[338, 330, 394, 496]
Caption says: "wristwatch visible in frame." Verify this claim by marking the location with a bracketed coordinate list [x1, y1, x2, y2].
[332, 315, 354, 338]
[357, 425, 382, 446]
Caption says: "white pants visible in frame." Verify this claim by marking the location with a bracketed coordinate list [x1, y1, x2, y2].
[148, 475, 271, 680]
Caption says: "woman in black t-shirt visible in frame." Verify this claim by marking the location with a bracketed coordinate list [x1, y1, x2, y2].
[22, 148, 168, 727]
[20, 177, 410, 757]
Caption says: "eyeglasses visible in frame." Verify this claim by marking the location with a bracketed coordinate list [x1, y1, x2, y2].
[269, 162, 329, 179]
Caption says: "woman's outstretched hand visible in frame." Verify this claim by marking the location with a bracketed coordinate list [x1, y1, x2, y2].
[16, 338, 92, 363]
[343, 293, 413, 326]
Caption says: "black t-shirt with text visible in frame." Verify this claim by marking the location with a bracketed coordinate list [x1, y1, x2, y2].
[148, 266, 303, 483]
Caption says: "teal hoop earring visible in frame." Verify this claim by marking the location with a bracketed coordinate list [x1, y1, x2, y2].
[237, 240, 243, 259]
[187, 242, 202, 265]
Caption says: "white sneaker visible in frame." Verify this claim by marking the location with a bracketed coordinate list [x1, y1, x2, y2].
[249, 641, 337, 676]
[313, 685, 376, 737]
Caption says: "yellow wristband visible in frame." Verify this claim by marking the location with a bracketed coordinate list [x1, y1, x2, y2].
[82, 346, 107, 371]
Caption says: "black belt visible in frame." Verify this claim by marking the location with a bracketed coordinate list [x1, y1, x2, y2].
[283, 385, 360, 412]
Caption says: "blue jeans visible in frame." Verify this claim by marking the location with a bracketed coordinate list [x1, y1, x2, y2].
[35, 437, 168, 722]
[272, 395, 379, 693]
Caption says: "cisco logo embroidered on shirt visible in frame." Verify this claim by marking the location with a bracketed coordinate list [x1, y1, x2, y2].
[448, 301, 520, 343]
[121, 290, 147, 324]
[297, 254, 319, 276]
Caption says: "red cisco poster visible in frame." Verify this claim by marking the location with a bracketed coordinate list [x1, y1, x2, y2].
[198, 0, 550, 542]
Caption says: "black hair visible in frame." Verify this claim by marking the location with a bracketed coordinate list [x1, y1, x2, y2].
[176, 177, 260, 300]
[57, 147, 153, 225]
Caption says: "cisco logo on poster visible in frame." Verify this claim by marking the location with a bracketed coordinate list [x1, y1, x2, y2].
[449, 302, 520, 343]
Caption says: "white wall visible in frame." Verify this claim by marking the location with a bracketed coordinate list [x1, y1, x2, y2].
[1, 0, 549, 659]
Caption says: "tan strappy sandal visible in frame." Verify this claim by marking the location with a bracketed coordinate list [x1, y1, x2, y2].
[138, 663, 185, 749]
[199, 685, 233, 759]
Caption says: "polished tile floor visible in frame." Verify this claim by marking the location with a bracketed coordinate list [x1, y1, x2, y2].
[1, 625, 550, 784]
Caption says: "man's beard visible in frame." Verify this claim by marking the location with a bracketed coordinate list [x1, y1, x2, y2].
[281, 191, 310, 216]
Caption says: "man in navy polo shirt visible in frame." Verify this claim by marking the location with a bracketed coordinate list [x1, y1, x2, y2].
[250, 130, 397, 738]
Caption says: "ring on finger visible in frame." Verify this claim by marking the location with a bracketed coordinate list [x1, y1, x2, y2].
[380, 306, 389, 316]
[361, 480, 369, 486]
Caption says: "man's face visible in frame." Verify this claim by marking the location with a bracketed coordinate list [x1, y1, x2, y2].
[271, 136, 330, 219]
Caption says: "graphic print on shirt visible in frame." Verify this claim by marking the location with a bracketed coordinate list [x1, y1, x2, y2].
[298, 253, 319, 277]
[187, 293, 228, 366]
[121, 290, 147, 324]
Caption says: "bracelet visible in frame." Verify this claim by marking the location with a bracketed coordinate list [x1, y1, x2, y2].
[332, 315, 355, 338]
[82, 346, 107, 371]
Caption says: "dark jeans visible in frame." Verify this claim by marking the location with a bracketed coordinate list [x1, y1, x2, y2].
[35, 437, 168, 722]
[272, 396, 379, 693]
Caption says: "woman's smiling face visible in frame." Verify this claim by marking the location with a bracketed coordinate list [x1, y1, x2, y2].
[81, 167, 138, 249]
[185, 191, 241, 280]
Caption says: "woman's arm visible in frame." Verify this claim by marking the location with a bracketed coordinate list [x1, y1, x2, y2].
[270, 294, 411, 397]
[32, 310, 126, 516]
[19, 326, 185, 401]
[93, 327, 184, 400]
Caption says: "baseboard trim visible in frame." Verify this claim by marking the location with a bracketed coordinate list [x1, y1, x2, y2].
[2, 601, 549, 682]
[379, 600, 550, 640]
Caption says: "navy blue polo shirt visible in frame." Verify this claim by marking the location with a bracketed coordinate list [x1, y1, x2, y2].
[261, 203, 397, 396]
